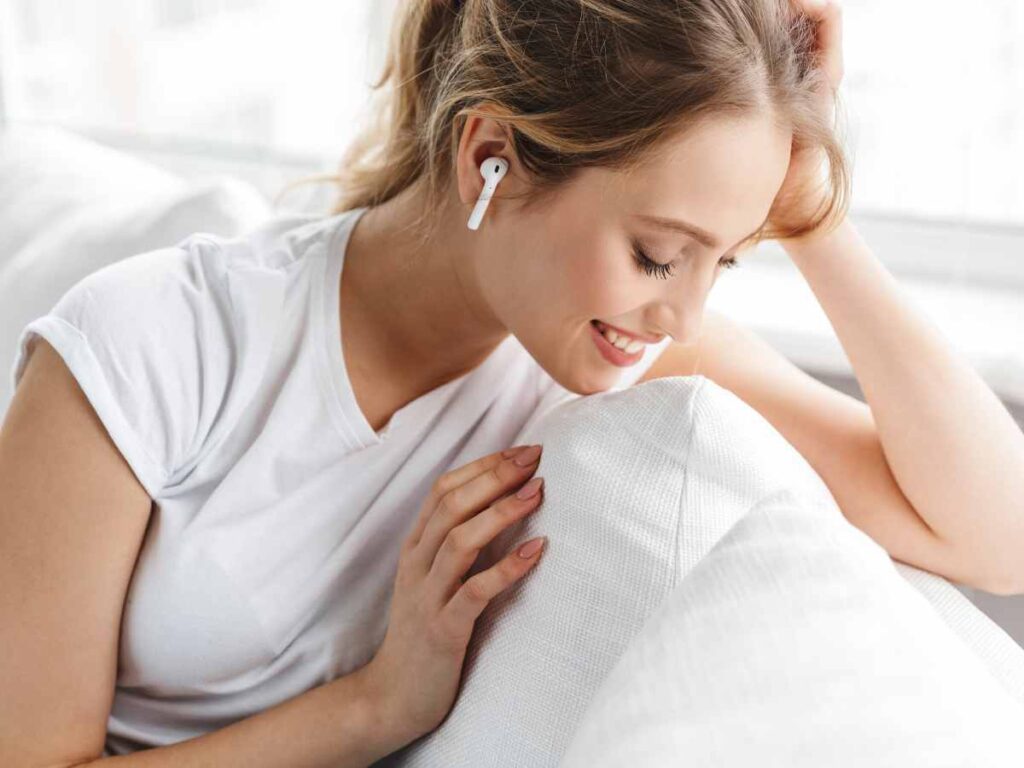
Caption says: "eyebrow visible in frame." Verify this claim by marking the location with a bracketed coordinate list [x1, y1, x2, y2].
[631, 213, 767, 251]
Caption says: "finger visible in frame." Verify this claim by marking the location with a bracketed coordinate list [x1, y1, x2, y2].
[799, 0, 844, 89]
[426, 475, 545, 601]
[815, 0, 844, 87]
[816, 3, 843, 129]
[410, 445, 543, 575]
[439, 536, 547, 634]
[405, 445, 529, 550]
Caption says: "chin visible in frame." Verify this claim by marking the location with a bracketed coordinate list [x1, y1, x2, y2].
[528, 327, 620, 396]
[563, 365, 618, 397]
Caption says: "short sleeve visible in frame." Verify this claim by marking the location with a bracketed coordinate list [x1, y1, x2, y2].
[9, 239, 234, 499]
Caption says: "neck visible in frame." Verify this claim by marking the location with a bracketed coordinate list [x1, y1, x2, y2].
[340, 180, 510, 387]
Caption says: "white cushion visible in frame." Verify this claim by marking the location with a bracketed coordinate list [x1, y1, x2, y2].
[558, 483, 1024, 767]
[373, 376, 1024, 767]
[0, 125, 271, 413]
[0, 125, 181, 260]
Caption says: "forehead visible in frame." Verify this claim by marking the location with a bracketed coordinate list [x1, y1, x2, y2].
[591, 113, 793, 227]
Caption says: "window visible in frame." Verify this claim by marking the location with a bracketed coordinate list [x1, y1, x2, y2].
[0, 0, 397, 160]
[1, 0, 1021, 285]
[842, 0, 1024, 227]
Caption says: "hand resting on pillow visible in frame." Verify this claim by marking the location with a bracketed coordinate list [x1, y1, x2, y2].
[372, 375, 1024, 768]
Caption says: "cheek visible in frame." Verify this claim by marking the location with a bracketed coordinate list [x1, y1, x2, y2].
[512, 217, 605, 311]
[508, 206, 643, 323]
[559, 234, 641, 317]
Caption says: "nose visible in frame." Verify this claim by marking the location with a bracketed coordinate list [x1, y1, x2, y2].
[651, 264, 718, 345]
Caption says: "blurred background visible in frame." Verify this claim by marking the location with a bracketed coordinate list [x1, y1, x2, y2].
[0, 0, 1022, 640]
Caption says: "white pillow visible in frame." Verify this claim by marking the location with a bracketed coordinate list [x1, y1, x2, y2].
[0, 125, 182, 260]
[373, 376, 1024, 767]
[558, 482, 1024, 767]
[0, 125, 271, 413]
[892, 560, 1024, 705]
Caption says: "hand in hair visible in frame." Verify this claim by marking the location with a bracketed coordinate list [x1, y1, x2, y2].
[771, 0, 846, 240]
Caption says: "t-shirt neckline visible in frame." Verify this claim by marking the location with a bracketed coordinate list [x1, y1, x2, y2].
[315, 206, 513, 452]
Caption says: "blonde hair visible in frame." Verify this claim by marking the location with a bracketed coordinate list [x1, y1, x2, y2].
[277, 0, 850, 251]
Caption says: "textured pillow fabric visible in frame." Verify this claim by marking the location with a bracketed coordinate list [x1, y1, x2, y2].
[558, 485, 1024, 767]
[372, 375, 734, 767]
[373, 375, 1024, 767]
[0, 125, 271, 413]
[892, 560, 1024, 706]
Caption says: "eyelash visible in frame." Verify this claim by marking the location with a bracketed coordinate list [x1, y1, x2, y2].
[630, 240, 739, 280]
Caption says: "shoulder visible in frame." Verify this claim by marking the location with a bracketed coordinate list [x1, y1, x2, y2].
[49, 210, 340, 371]
[45, 234, 241, 392]
[8, 218, 318, 496]
[10, 239, 234, 494]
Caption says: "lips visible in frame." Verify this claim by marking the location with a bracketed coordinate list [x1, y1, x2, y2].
[590, 320, 644, 367]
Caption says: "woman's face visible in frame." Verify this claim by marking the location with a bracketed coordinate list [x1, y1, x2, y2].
[476, 112, 793, 394]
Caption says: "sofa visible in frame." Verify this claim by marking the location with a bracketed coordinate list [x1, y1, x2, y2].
[5, 124, 1024, 766]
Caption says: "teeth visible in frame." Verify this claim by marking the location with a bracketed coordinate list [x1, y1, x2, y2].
[597, 323, 645, 354]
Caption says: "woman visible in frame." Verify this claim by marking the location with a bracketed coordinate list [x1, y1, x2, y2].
[5, 0, 1023, 764]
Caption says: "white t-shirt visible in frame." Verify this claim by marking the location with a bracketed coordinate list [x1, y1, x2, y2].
[9, 205, 672, 755]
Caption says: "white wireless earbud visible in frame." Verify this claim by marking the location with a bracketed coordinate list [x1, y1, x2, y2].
[467, 156, 509, 230]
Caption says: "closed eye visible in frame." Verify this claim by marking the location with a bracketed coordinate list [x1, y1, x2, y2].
[630, 240, 740, 280]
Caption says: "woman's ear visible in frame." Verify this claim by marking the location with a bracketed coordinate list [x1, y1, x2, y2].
[454, 105, 524, 209]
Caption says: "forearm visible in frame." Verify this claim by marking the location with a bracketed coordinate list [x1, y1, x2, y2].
[781, 217, 1024, 593]
[73, 666, 413, 768]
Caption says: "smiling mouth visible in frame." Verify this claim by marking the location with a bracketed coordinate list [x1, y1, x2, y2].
[589, 319, 646, 366]
[590, 319, 647, 344]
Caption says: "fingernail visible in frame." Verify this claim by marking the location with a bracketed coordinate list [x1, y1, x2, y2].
[516, 476, 543, 499]
[517, 536, 546, 559]
[502, 445, 528, 458]
[513, 444, 542, 467]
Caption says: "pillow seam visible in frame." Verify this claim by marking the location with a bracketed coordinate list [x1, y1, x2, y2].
[670, 375, 710, 591]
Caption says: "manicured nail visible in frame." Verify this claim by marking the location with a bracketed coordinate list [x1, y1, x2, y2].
[517, 536, 546, 559]
[516, 476, 544, 499]
[502, 445, 528, 458]
[513, 444, 542, 467]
